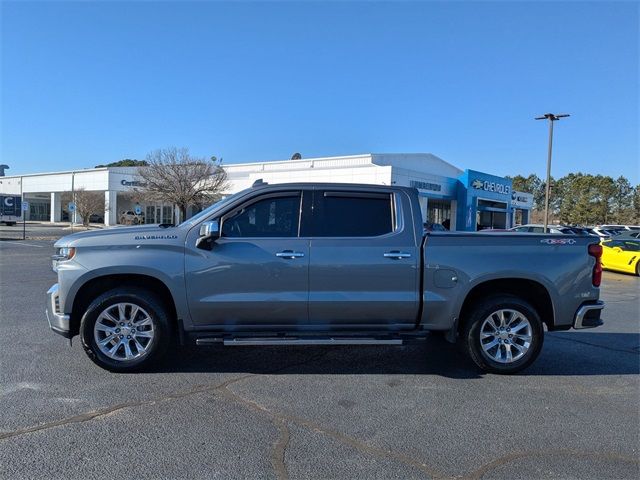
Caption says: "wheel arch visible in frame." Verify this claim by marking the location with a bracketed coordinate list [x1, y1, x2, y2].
[69, 274, 178, 337]
[457, 278, 555, 334]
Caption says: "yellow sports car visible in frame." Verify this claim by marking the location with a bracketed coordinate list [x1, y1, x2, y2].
[600, 238, 640, 275]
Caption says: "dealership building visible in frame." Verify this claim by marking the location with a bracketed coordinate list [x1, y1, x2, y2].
[0, 153, 533, 230]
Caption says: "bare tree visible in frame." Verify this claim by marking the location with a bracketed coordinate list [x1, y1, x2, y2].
[62, 189, 105, 227]
[137, 147, 228, 223]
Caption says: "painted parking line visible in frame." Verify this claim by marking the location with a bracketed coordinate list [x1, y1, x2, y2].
[0, 241, 46, 248]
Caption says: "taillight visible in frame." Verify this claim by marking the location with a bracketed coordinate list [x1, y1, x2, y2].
[588, 243, 603, 287]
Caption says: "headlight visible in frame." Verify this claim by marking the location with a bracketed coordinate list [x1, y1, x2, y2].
[57, 247, 76, 261]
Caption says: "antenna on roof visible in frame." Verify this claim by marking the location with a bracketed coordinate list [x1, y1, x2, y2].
[252, 179, 268, 188]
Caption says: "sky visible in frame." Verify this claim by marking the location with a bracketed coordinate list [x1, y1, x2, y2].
[1, 1, 638, 183]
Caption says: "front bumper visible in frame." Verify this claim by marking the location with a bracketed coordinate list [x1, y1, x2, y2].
[573, 301, 605, 329]
[46, 283, 71, 338]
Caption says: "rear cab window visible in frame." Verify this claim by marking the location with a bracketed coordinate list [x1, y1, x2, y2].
[309, 191, 395, 237]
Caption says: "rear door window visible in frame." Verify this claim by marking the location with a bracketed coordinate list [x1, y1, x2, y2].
[310, 191, 394, 237]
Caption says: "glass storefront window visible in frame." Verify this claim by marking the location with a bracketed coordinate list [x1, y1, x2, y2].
[29, 202, 51, 221]
[427, 199, 451, 226]
[513, 209, 527, 226]
[162, 206, 173, 224]
[477, 211, 507, 230]
[476, 200, 508, 230]
[145, 206, 155, 224]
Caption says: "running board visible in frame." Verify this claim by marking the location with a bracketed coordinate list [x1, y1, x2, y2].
[195, 337, 403, 346]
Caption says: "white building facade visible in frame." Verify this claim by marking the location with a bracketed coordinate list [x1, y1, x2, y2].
[0, 167, 175, 226]
[0, 153, 532, 230]
[223, 153, 462, 229]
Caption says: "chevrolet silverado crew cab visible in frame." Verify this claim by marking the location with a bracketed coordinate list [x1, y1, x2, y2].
[46, 182, 605, 374]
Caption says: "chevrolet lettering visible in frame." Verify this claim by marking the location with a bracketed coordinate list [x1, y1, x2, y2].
[134, 234, 178, 240]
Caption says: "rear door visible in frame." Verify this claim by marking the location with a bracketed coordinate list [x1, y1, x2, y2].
[306, 188, 419, 329]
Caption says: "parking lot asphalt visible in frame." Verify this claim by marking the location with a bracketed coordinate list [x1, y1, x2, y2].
[0, 223, 117, 242]
[0, 240, 638, 479]
[0, 223, 90, 241]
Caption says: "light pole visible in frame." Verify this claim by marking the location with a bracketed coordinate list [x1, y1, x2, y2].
[21, 176, 25, 240]
[535, 113, 570, 232]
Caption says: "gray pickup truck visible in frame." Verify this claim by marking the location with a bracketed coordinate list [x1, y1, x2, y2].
[46, 182, 605, 374]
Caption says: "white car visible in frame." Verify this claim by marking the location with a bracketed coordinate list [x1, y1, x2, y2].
[119, 210, 145, 225]
[600, 224, 640, 232]
[509, 224, 568, 234]
[591, 227, 619, 238]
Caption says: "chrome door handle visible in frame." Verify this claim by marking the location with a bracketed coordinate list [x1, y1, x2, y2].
[276, 251, 305, 259]
[383, 251, 412, 259]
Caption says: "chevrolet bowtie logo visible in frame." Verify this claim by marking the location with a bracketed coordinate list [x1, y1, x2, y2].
[471, 179, 484, 189]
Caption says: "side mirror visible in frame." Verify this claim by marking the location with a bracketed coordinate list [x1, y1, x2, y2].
[196, 220, 220, 249]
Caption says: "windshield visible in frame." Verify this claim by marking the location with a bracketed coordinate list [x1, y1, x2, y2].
[620, 241, 640, 251]
[179, 188, 252, 227]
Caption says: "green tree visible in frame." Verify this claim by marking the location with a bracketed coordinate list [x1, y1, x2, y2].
[596, 175, 617, 223]
[556, 173, 619, 225]
[633, 186, 640, 223]
[508, 174, 530, 192]
[610, 176, 634, 223]
[95, 159, 149, 168]
[511, 172, 636, 226]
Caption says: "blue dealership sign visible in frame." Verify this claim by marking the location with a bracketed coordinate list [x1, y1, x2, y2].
[456, 170, 516, 232]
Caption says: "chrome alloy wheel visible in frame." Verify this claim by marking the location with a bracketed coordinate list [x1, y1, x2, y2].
[93, 303, 155, 362]
[479, 309, 533, 364]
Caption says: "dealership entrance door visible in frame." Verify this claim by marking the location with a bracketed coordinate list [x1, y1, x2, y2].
[145, 205, 174, 224]
[476, 199, 508, 230]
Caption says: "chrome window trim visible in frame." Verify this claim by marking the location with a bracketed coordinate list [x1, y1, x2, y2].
[220, 190, 303, 239]
[307, 190, 403, 240]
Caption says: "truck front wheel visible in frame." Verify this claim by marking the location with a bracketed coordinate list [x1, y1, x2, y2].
[461, 295, 544, 374]
[80, 288, 171, 372]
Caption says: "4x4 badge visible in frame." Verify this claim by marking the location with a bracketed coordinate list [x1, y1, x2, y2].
[540, 238, 576, 245]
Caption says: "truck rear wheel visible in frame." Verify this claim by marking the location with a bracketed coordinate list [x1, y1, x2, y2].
[461, 295, 544, 374]
[80, 288, 171, 372]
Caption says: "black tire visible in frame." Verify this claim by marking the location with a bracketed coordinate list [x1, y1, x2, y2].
[6, 222, 16, 226]
[461, 295, 544, 374]
[80, 288, 171, 372]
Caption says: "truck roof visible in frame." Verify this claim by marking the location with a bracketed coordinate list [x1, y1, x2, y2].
[249, 180, 417, 194]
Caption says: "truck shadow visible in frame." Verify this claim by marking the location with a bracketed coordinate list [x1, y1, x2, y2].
[151, 332, 639, 379]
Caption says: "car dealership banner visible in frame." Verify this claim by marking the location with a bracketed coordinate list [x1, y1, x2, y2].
[0, 195, 21, 216]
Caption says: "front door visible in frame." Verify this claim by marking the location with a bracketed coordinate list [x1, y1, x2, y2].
[146, 206, 155, 224]
[185, 190, 309, 328]
[306, 189, 419, 329]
